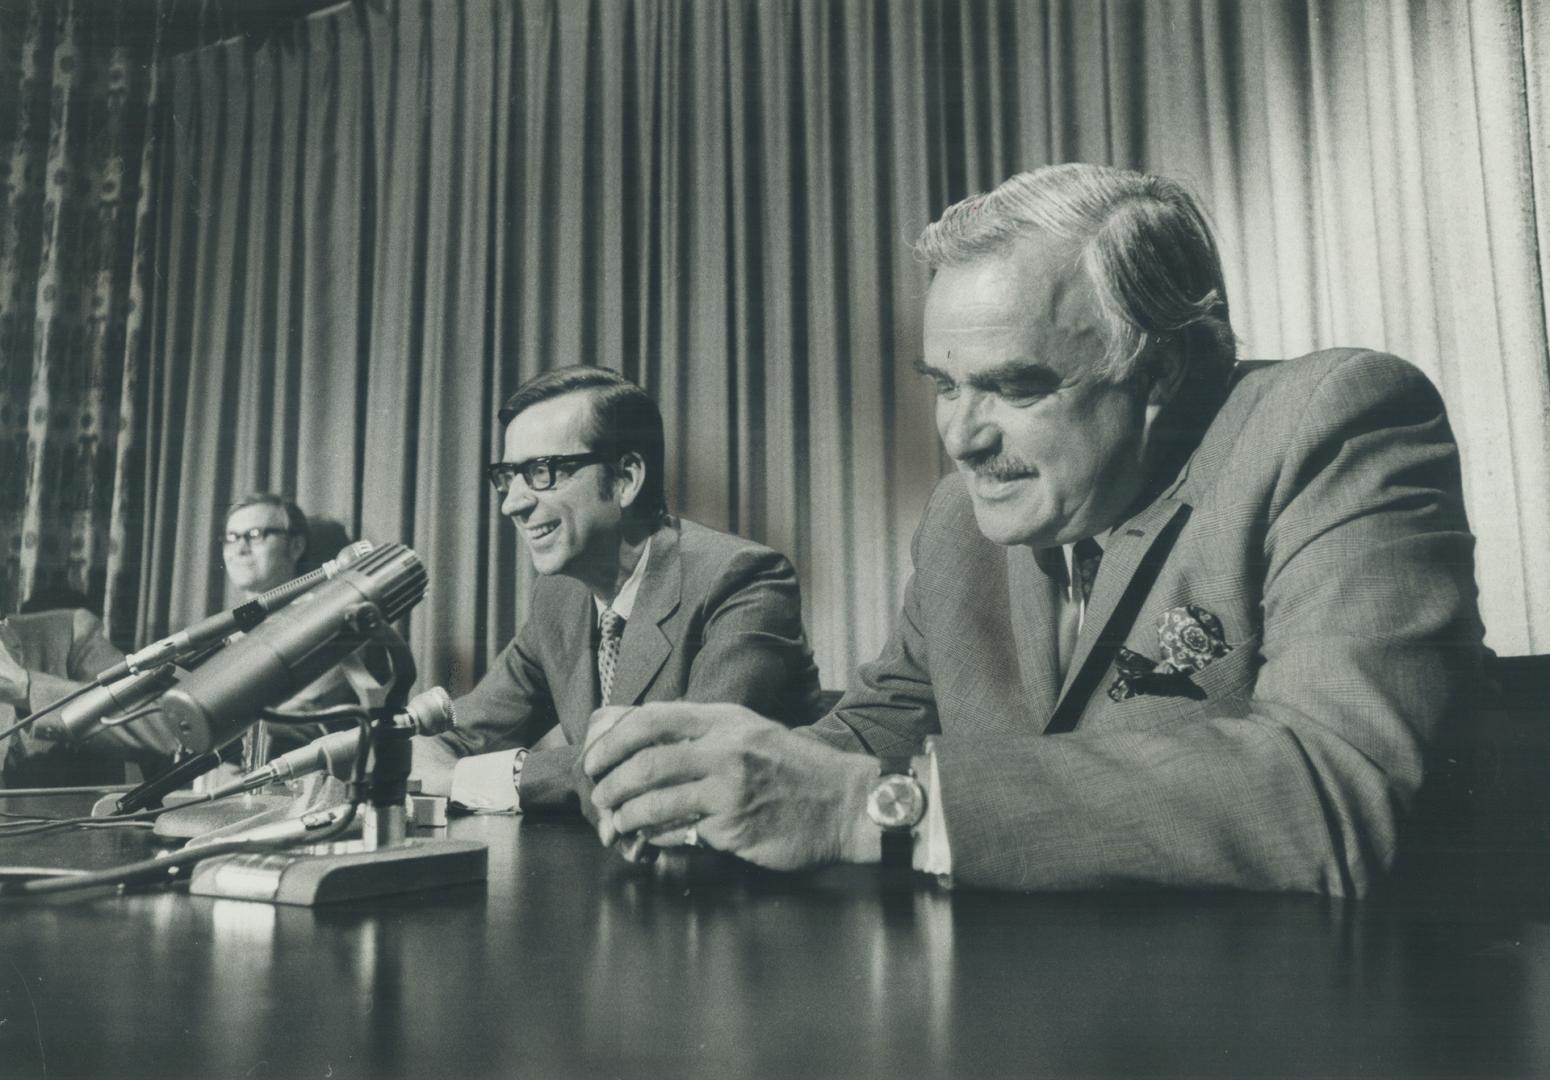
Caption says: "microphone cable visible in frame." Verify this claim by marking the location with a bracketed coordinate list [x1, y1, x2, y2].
[0, 713, 370, 898]
[0, 806, 174, 838]
[0, 700, 370, 836]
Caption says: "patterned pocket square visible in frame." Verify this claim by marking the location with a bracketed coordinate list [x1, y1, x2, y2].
[1107, 605, 1232, 702]
[1157, 604, 1232, 675]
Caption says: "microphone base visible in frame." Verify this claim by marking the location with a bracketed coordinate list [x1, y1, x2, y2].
[156, 773, 350, 841]
[153, 792, 305, 840]
[187, 837, 488, 906]
[91, 789, 207, 820]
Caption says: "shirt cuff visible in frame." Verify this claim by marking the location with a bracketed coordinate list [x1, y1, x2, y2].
[450, 748, 521, 812]
[911, 738, 952, 881]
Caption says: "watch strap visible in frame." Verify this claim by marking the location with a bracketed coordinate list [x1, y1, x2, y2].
[880, 827, 913, 869]
[877, 756, 917, 870]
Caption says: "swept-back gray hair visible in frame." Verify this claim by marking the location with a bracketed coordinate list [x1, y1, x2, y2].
[915, 164, 1236, 387]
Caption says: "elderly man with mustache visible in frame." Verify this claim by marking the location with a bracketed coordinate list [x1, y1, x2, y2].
[583, 163, 1485, 897]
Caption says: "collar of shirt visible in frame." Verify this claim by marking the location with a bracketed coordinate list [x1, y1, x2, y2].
[595, 536, 653, 623]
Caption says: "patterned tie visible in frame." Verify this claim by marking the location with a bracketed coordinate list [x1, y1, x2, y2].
[598, 609, 626, 704]
[1057, 538, 1104, 679]
[1072, 537, 1104, 608]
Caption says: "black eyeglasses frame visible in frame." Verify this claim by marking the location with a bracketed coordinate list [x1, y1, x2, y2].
[221, 526, 296, 546]
[486, 452, 612, 494]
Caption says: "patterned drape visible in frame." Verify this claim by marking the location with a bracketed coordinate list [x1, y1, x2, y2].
[0, 0, 161, 644]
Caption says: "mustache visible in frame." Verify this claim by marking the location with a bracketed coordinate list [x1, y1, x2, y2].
[965, 455, 1035, 481]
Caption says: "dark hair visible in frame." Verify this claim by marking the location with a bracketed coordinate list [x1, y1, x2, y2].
[225, 493, 309, 558]
[498, 366, 668, 521]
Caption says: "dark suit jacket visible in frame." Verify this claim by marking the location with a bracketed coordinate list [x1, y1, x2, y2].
[1, 609, 180, 786]
[807, 350, 1485, 896]
[428, 516, 822, 806]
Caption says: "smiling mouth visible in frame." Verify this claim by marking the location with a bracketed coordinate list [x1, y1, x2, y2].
[525, 521, 560, 542]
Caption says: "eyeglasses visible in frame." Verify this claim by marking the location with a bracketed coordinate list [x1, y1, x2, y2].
[486, 453, 610, 494]
[222, 526, 293, 546]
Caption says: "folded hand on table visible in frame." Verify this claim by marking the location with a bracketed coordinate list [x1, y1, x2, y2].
[581, 702, 878, 871]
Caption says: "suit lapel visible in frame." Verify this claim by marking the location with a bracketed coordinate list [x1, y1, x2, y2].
[1007, 546, 1066, 719]
[607, 522, 681, 706]
[556, 588, 601, 738]
[1047, 497, 1191, 732]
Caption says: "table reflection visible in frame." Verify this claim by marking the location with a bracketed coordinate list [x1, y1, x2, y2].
[3, 801, 1548, 1080]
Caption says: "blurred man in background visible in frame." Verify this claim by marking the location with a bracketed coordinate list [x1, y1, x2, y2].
[1, 606, 178, 787]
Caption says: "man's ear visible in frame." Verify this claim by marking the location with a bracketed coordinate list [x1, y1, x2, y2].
[1140, 344, 1189, 440]
[286, 533, 307, 568]
[1145, 345, 1188, 409]
[614, 451, 647, 510]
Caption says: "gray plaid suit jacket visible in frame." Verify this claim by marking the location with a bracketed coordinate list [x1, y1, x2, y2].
[427, 516, 822, 807]
[807, 350, 1485, 896]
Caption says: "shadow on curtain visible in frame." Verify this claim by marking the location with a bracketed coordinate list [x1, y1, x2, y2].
[140, 0, 1550, 695]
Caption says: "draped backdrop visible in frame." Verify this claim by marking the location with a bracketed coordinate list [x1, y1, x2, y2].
[0, 0, 161, 640]
[0, 0, 330, 642]
[118, 0, 1550, 690]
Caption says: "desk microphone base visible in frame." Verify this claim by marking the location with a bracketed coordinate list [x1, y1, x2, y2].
[152, 792, 307, 840]
[188, 838, 488, 906]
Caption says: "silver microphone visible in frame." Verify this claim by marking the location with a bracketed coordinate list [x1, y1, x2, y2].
[158, 543, 428, 754]
[54, 664, 180, 743]
[206, 686, 455, 799]
[97, 541, 377, 683]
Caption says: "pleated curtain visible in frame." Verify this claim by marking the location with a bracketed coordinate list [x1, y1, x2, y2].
[138, 0, 1550, 694]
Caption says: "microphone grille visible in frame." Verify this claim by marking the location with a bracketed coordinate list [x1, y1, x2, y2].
[335, 539, 375, 567]
[350, 542, 428, 621]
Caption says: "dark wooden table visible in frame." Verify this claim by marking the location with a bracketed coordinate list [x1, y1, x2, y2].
[2, 792, 1549, 1080]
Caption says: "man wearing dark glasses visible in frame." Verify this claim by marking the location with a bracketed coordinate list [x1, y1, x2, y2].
[221, 493, 309, 603]
[412, 365, 822, 815]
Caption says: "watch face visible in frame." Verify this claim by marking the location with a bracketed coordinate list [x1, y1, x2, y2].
[868, 774, 924, 829]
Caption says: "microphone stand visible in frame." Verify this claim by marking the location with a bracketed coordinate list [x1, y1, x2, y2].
[185, 623, 487, 906]
[185, 704, 487, 905]
[145, 619, 417, 839]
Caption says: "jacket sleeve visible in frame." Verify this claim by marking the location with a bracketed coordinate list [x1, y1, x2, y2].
[429, 615, 560, 761]
[801, 584, 939, 756]
[524, 542, 821, 810]
[801, 484, 952, 756]
[17, 610, 181, 771]
[680, 546, 819, 724]
[932, 353, 1484, 896]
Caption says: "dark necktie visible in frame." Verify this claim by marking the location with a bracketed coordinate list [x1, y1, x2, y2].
[1057, 538, 1104, 678]
[1072, 537, 1103, 607]
[598, 609, 626, 704]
